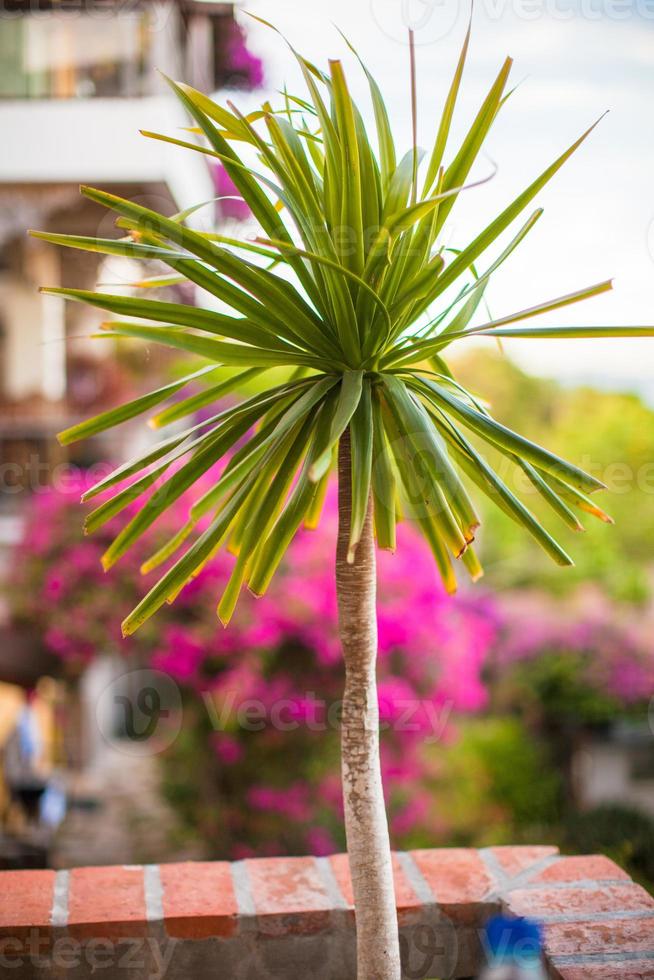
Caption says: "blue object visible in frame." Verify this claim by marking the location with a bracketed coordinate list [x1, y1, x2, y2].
[40, 782, 67, 829]
[17, 706, 41, 763]
[484, 915, 544, 968]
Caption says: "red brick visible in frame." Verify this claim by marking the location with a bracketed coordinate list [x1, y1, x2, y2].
[68, 866, 147, 940]
[0, 848, 651, 965]
[553, 963, 654, 979]
[0, 870, 55, 934]
[545, 918, 654, 957]
[246, 857, 332, 936]
[327, 853, 423, 926]
[161, 862, 238, 939]
[491, 845, 558, 880]
[508, 884, 654, 919]
[411, 848, 496, 924]
[411, 848, 495, 902]
[0, 870, 55, 951]
[533, 855, 630, 885]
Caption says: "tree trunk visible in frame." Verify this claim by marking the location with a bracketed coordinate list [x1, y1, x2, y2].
[336, 431, 402, 980]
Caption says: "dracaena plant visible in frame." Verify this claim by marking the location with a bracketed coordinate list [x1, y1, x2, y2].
[32, 17, 653, 979]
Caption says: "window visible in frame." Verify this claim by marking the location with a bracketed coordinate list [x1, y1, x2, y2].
[0, 10, 150, 99]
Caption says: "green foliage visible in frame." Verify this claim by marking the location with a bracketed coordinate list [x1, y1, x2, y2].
[430, 722, 654, 891]
[496, 651, 630, 727]
[429, 718, 562, 845]
[454, 350, 654, 600]
[564, 804, 654, 890]
[32, 23, 653, 631]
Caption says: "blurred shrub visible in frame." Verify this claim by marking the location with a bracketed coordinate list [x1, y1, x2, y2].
[8, 361, 654, 861]
[492, 591, 654, 727]
[453, 350, 654, 602]
[9, 476, 499, 856]
[425, 717, 561, 847]
[564, 804, 654, 890]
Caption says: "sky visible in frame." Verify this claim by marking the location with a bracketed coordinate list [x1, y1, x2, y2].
[238, 0, 654, 401]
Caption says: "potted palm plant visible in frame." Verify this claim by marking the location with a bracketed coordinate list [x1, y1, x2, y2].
[32, 18, 653, 979]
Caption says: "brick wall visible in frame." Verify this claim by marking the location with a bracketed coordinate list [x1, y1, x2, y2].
[1, 847, 653, 979]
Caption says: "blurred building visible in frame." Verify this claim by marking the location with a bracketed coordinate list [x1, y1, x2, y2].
[0, 0, 245, 515]
[0, 0, 257, 712]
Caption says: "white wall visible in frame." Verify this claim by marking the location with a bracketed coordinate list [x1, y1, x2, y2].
[0, 97, 215, 218]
